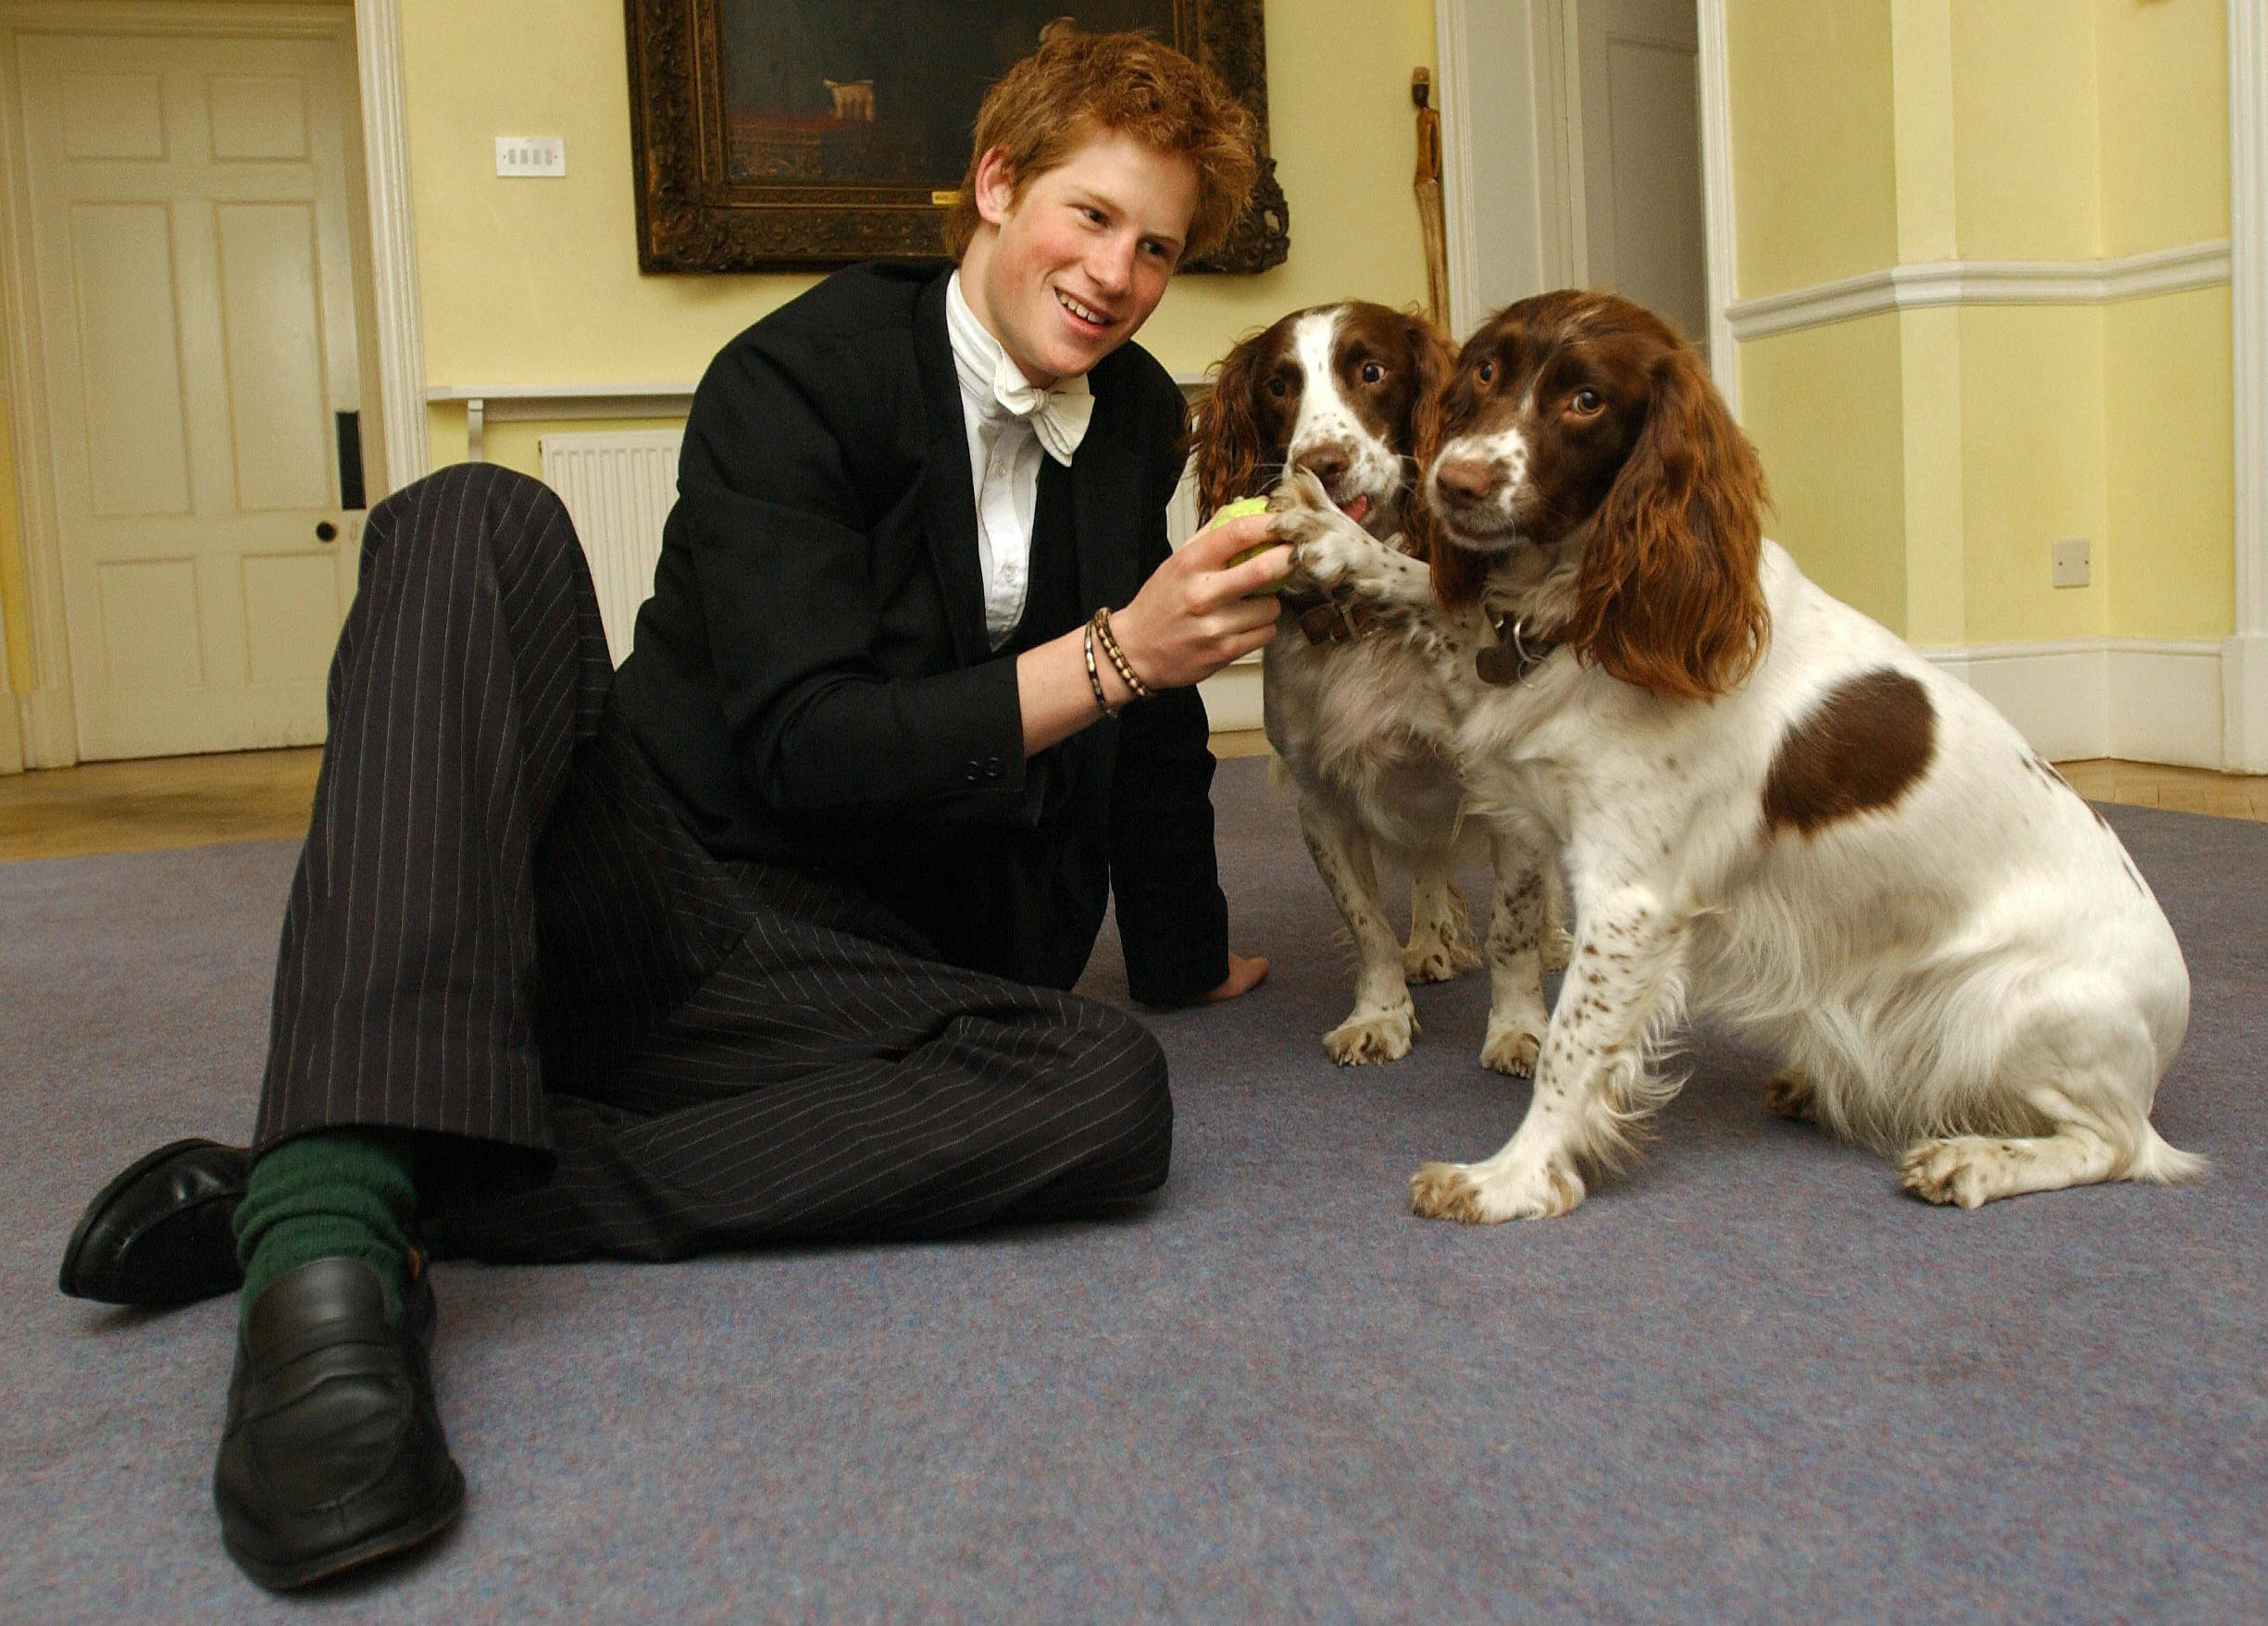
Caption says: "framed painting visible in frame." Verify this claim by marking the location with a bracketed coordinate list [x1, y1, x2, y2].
[624, 0, 1290, 272]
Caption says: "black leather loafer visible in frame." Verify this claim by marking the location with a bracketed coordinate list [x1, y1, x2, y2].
[57, 1138, 248, 1306]
[213, 1257, 465, 1590]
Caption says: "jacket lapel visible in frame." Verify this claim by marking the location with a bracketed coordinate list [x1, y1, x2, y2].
[914, 271, 990, 666]
[1069, 413, 1143, 615]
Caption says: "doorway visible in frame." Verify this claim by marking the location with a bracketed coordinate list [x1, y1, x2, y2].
[1, 3, 382, 762]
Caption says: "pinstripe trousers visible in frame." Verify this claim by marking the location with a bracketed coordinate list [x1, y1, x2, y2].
[252, 463, 1172, 1263]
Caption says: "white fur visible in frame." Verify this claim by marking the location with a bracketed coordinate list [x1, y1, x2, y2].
[1247, 308, 1562, 1067]
[1275, 470, 2199, 1216]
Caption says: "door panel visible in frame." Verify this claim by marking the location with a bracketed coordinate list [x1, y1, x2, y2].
[21, 27, 368, 759]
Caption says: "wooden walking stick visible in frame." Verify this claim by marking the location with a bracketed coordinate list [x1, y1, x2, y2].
[1412, 68, 1450, 329]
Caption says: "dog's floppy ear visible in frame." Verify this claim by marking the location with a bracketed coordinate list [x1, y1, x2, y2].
[1189, 329, 1273, 517]
[1404, 317, 1489, 610]
[1563, 339, 1770, 698]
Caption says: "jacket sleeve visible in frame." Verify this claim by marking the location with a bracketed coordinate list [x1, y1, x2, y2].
[671, 323, 1040, 833]
[1107, 379, 1232, 1006]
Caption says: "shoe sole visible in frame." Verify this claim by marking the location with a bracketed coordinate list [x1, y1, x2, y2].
[56, 1136, 233, 1301]
[224, 1461, 467, 1592]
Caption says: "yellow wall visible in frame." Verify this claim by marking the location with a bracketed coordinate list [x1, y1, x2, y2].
[1726, 0, 2231, 648]
[406, 0, 1439, 472]
[1726, 0, 1899, 297]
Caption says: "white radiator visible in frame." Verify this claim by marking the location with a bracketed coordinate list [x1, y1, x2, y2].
[539, 428, 684, 666]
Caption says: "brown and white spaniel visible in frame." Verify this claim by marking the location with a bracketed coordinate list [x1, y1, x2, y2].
[1193, 302, 1559, 1068]
[1274, 289, 2198, 1215]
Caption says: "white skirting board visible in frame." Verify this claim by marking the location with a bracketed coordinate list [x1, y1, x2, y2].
[1922, 639, 2225, 767]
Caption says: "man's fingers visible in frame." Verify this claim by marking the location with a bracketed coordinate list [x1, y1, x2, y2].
[1180, 511, 1277, 570]
[1226, 543, 1294, 598]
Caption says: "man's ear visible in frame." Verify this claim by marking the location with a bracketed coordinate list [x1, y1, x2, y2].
[972, 147, 1018, 227]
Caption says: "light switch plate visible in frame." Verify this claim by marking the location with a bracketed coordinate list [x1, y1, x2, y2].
[495, 136, 566, 178]
[2050, 537, 2089, 589]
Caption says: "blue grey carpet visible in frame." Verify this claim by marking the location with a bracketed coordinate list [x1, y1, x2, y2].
[4, 758, 2262, 1621]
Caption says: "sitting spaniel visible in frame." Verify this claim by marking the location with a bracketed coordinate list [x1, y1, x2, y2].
[1193, 302, 1559, 1068]
[1274, 289, 2198, 1217]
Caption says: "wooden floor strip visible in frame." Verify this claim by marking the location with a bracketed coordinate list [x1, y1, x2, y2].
[2, 742, 2262, 863]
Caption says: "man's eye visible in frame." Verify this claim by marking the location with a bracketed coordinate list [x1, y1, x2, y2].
[1360, 361, 1385, 384]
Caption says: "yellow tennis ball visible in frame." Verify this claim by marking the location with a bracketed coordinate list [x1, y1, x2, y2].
[1207, 496, 1282, 591]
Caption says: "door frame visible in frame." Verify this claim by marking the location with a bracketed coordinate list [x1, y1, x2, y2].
[0, 0, 422, 770]
[1430, 0, 1738, 398]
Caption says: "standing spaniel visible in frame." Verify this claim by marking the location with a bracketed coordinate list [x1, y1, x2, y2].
[1275, 290, 2197, 1216]
[1194, 303, 1555, 1069]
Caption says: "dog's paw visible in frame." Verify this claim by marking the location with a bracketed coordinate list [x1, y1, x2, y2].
[1478, 1019, 1543, 1077]
[1270, 479, 1377, 590]
[1324, 1004, 1417, 1065]
[1403, 925, 1480, 984]
[1764, 1069, 1816, 1122]
[1410, 1155, 1585, 1222]
[1899, 1136, 2014, 1209]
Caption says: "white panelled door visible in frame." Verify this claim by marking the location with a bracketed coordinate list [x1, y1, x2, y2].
[1573, 0, 1709, 354]
[19, 26, 369, 760]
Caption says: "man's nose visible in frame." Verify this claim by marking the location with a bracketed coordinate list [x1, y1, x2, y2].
[1089, 234, 1135, 295]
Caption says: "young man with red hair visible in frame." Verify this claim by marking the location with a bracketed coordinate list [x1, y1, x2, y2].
[59, 29, 1286, 1589]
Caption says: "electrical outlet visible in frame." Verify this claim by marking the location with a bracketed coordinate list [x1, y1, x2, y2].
[2050, 536, 2089, 589]
[495, 136, 566, 178]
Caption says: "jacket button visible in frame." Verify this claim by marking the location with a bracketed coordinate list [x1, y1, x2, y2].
[983, 754, 1002, 779]
[963, 761, 981, 783]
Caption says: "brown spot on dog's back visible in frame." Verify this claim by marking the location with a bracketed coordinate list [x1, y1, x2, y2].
[1762, 668, 1936, 837]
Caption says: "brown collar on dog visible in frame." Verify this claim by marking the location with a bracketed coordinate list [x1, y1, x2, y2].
[1476, 611, 1559, 684]
[1280, 590, 1378, 646]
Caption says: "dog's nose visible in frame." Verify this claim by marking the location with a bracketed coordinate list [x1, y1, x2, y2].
[1295, 445, 1352, 491]
[1433, 456, 1495, 503]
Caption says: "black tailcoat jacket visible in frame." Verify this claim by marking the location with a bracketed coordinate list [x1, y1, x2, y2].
[613, 263, 1229, 1005]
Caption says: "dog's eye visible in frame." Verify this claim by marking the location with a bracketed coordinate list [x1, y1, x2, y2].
[1476, 360, 1496, 385]
[1266, 377, 1290, 399]
[1569, 388, 1602, 415]
[1360, 361, 1385, 384]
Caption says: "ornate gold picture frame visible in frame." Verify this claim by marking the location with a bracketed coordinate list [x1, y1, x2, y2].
[625, 0, 1290, 273]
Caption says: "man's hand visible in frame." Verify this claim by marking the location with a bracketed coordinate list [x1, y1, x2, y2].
[1106, 515, 1290, 690]
[1195, 950, 1269, 1003]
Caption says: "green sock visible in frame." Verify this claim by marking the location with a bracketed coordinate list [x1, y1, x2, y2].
[234, 1130, 418, 1324]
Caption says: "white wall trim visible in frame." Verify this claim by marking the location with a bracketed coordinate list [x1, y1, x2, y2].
[1726, 241, 2234, 343]
[2228, 0, 2268, 770]
[1694, 0, 1738, 405]
[1923, 637, 2226, 768]
[353, 0, 424, 493]
[1432, 0, 1575, 339]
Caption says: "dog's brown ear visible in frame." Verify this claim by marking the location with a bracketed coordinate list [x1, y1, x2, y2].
[1401, 313, 1486, 609]
[1189, 332, 1272, 517]
[1563, 339, 1770, 698]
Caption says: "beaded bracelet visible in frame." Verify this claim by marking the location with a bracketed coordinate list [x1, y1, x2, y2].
[1082, 623, 1118, 718]
[1090, 606, 1153, 702]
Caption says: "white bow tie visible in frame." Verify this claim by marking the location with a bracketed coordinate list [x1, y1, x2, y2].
[990, 356, 1093, 466]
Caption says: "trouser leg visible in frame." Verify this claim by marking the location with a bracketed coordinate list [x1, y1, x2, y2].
[435, 862, 1174, 1262]
[252, 463, 704, 1168]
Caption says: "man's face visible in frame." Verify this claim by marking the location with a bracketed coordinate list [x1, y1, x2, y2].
[962, 128, 1199, 388]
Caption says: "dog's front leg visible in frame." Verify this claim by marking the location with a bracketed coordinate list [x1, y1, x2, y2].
[1412, 882, 1689, 1221]
[1403, 862, 1480, 984]
[1476, 829, 1551, 1077]
[1296, 796, 1419, 1064]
